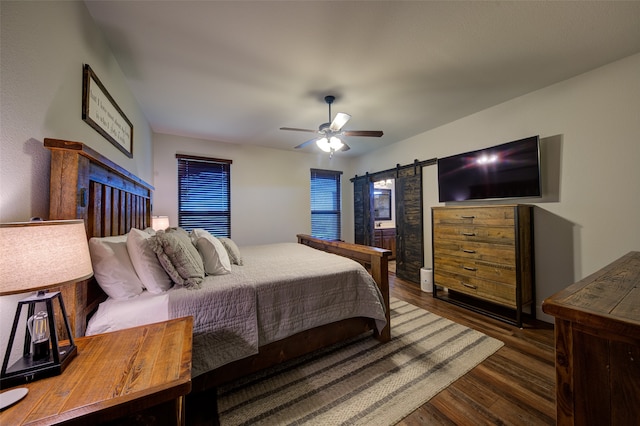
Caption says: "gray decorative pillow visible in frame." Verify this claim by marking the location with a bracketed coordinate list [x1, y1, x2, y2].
[219, 238, 243, 265]
[149, 227, 204, 289]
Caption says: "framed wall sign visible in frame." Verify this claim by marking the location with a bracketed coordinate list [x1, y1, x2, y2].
[82, 64, 133, 158]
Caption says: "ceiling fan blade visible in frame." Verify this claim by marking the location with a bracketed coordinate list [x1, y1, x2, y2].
[329, 113, 351, 131]
[343, 130, 384, 137]
[280, 127, 318, 133]
[340, 142, 351, 152]
[294, 137, 319, 149]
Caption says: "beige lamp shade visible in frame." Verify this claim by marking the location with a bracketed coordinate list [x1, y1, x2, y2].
[0, 220, 94, 295]
[151, 215, 170, 231]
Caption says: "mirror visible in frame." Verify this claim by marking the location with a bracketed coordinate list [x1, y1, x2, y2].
[373, 189, 392, 221]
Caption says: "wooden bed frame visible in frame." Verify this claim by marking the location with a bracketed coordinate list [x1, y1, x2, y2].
[45, 138, 391, 392]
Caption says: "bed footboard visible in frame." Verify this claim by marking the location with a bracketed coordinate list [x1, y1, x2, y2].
[194, 236, 392, 391]
[297, 234, 391, 342]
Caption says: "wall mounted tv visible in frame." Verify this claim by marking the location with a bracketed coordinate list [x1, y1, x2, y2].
[437, 135, 541, 202]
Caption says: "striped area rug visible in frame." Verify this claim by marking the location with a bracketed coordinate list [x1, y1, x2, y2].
[217, 298, 504, 426]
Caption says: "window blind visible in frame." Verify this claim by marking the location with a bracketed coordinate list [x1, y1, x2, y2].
[177, 154, 231, 237]
[310, 168, 342, 240]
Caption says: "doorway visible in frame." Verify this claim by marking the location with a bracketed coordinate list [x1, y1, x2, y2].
[352, 161, 427, 284]
[373, 179, 396, 260]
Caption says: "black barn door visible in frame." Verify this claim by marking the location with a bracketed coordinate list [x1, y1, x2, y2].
[353, 174, 373, 246]
[395, 165, 423, 283]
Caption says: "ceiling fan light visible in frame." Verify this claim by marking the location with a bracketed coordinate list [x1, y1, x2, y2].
[316, 137, 331, 152]
[329, 112, 351, 131]
[329, 136, 344, 150]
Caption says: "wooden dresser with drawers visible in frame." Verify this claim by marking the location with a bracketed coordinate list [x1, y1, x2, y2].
[431, 204, 535, 326]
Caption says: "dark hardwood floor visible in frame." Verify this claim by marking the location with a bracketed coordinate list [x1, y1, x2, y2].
[390, 270, 556, 425]
[187, 268, 557, 425]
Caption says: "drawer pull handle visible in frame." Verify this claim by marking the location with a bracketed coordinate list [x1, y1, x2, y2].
[461, 215, 475, 219]
[462, 282, 477, 289]
[463, 266, 477, 271]
[462, 232, 476, 237]
[462, 249, 476, 253]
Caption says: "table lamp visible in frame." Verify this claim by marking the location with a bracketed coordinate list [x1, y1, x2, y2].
[0, 220, 93, 407]
[151, 215, 170, 231]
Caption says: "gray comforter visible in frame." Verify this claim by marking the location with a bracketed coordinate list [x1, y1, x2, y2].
[168, 243, 387, 377]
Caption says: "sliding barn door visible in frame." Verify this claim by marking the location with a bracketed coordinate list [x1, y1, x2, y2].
[353, 175, 374, 246]
[395, 166, 423, 283]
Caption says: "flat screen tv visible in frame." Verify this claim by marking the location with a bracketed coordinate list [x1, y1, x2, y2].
[437, 136, 541, 202]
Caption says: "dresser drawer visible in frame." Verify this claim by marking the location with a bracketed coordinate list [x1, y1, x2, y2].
[433, 224, 515, 245]
[433, 239, 516, 265]
[433, 206, 515, 226]
[434, 254, 517, 285]
[434, 270, 517, 308]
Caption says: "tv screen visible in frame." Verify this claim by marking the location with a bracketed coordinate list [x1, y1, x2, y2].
[437, 136, 541, 202]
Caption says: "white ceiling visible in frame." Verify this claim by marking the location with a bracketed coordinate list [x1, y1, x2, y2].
[84, 1, 640, 157]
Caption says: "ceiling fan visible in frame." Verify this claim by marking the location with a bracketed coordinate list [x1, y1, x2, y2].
[280, 95, 383, 155]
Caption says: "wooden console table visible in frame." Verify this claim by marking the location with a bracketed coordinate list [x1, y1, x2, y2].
[542, 251, 640, 425]
[0, 317, 193, 425]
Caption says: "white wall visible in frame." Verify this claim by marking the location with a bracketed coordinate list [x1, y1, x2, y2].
[0, 1, 154, 223]
[348, 53, 640, 322]
[0, 1, 153, 361]
[153, 133, 351, 246]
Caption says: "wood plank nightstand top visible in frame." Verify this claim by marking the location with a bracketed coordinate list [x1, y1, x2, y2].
[0, 316, 193, 425]
[542, 251, 640, 341]
[542, 251, 640, 425]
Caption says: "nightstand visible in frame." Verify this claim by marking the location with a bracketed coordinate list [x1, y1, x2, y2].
[0, 317, 193, 425]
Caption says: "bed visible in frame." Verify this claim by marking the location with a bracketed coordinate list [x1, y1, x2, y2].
[45, 138, 391, 391]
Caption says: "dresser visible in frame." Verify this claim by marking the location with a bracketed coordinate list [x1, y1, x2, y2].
[431, 204, 534, 326]
[542, 251, 640, 426]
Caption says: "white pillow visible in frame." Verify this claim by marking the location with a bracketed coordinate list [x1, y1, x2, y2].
[191, 229, 232, 275]
[127, 228, 173, 293]
[88, 235, 144, 299]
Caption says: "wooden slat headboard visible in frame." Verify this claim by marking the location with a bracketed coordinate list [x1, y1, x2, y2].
[45, 138, 154, 337]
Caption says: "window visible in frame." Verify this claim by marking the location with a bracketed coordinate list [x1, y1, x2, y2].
[310, 169, 342, 240]
[177, 154, 231, 237]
